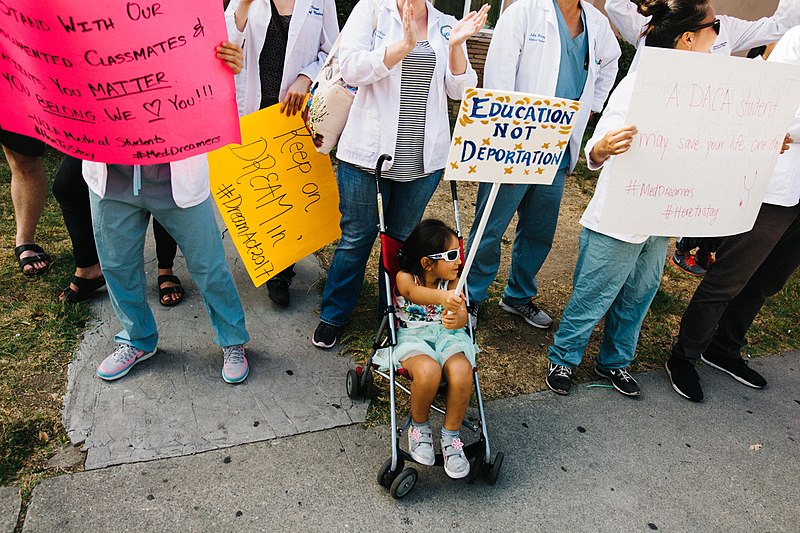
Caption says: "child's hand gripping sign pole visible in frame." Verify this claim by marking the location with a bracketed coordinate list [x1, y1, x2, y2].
[446, 88, 581, 298]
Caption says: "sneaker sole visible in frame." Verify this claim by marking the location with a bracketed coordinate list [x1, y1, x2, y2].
[593, 368, 641, 397]
[669, 257, 705, 277]
[498, 301, 552, 329]
[222, 366, 250, 384]
[444, 463, 471, 479]
[311, 336, 337, 349]
[97, 349, 157, 381]
[700, 355, 765, 389]
[409, 449, 435, 466]
[664, 361, 701, 402]
[546, 378, 570, 396]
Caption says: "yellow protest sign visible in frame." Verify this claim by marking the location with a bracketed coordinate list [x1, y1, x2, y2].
[208, 105, 340, 286]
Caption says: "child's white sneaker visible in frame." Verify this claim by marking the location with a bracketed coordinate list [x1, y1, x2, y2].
[408, 425, 435, 465]
[442, 436, 470, 479]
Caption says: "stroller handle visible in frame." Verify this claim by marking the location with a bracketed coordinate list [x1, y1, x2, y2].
[375, 154, 392, 232]
[375, 154, 392, 182]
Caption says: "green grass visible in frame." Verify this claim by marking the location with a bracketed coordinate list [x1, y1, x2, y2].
[0, 148, 91, 497]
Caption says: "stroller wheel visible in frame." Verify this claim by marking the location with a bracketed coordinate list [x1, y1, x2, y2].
[377, 458, 403, 488]
[363, 368, 375, 398]
[389, 468, 418, 499]
[487, 452, 504, 486]
[346, 369, 361, 399]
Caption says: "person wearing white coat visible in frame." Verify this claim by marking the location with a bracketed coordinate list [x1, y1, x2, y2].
[666, 26, 800, 403]
[311, 0, 487, 349]
[606, 0, 800, 276]
[84, 43, 251, 385]
[464, 0, 620, 331]
[606, 0, 800, 56]
[226, 0, 339, 307]
[546, 0, 720, 397]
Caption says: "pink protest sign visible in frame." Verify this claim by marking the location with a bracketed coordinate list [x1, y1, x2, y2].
[0, 0, 241, 164]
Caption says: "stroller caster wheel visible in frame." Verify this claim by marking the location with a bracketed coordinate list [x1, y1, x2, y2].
[486, 452, 504, 486]
[389, 468, 418, 499]
[377, 458, 403, 488]
[346, 369, 361, 399]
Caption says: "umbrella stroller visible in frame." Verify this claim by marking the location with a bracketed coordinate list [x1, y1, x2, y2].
[345, 154, 504, 499]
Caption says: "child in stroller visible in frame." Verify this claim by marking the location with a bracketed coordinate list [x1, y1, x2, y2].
[383, 218, 478, 479]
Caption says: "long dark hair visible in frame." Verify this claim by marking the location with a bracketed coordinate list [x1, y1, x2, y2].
[398, 219, 458, 277]
[637, 0, 711, 49]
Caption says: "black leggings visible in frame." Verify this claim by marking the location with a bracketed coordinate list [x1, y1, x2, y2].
[52, 156, 178, 269]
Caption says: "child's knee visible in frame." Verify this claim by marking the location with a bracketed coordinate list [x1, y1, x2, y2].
[445, 354, 473, 382]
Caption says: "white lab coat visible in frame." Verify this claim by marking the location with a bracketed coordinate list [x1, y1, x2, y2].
[82, 156, 210, 208]
[605, 0, 800, 55]
[484, 0, 621, 172]
[763, 25, 800, 207]
[335, 0, 477, 173]
[579, 74, 647, 243]
[226, 0, 339, 116]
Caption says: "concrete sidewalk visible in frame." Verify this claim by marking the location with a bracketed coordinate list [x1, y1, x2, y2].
[19, 352, 800, 532]
[61, 223, 367, 470]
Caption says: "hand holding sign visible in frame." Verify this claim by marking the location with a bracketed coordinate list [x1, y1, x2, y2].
[589, 124, 638, 166]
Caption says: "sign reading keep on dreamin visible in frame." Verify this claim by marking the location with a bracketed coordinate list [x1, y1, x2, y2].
[598, 47, 800, 237]
[0, 0, 241, 164]
[445, 88, 580, 185]
[208, 105, 340, 287]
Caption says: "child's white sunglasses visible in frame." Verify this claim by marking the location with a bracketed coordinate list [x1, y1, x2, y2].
[426, 248, 460, 262]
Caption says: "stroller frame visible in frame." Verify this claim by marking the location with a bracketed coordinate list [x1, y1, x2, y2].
[345, 154, 504, 499]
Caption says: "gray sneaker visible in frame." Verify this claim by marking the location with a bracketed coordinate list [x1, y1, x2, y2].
[498, 299, 553, 329]
[408, 425, 435, 466]
[441, 436, 470, 479]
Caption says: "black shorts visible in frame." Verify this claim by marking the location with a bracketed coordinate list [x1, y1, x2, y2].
[0, 128, 46, 157]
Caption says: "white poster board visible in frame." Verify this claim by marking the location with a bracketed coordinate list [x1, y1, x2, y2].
[445, 88, 580, 185]
[598, 47, 800, 237]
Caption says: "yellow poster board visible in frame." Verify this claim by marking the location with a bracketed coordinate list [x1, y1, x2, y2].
[208, 105, 340, 286]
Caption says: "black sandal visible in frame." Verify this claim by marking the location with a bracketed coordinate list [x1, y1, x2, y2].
[14, 243, 51, 276]
[158, 274, 185, 307]
[59, 275, 106, 303]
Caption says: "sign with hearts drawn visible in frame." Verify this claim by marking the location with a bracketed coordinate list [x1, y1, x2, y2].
[0, 0, 241, 164]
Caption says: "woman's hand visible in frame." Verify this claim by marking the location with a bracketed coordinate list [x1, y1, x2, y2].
[589, 124, 638, 166]
[216, 41, 244, 74]
[400, 0, 418, 54]
[449, 4, 489, 47]
[781, 133, 793, 154]
[281, 75, 312, 116]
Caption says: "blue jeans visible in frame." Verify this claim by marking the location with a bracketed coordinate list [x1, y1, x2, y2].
[320, 161, 442, 327]
[465, 167, 568, 305]
[90, 192, 249, 353]
[548, 228, 668, 370]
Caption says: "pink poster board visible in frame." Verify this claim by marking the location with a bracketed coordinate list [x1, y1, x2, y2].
[0, 0, 241, 164]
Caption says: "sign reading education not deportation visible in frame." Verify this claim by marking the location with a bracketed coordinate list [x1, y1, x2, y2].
[0, 0, 240, 164]
[445, 88, 580, 184]
[208, 105, 340, 287]
[598, 47, 800, 237]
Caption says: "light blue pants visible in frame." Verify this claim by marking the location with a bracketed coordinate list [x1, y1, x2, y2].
[465, 167, 568, 305]
[89, 192, 249, 353]
[548, 228, 668, 370]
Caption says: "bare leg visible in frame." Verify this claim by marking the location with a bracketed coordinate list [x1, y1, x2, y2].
[5, 146, 47, 272]
[401, 354, 442, 424]
[442, 353, 473, 431]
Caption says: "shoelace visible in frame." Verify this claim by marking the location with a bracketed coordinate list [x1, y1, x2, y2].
[112, 345, 138, 363]
[614, 368, 634, 382]
[224, 346, 245, 364]
[552, 365, 571, 378]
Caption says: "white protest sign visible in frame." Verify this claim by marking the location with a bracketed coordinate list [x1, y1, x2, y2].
[445, 88, 580, 184]
[598, 47, 800, 237]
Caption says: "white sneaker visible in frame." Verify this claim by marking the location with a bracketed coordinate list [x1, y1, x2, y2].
[442, 436, 470, 479]
[408, 425, 435, 466]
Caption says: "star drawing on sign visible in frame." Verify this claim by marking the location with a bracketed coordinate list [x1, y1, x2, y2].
[514, 143, 523, 150]
[482, 138, 491, 146]
[557, 140, 567, 149]
[504, 167, 513, 174]
[541, 142, 550, 149]
[535, 167, 544, 174]
[468, 165, 477, 174]
[450, 162, 459, 170]
[524, 169, 530, 175]
[455, 136, 463, 145]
